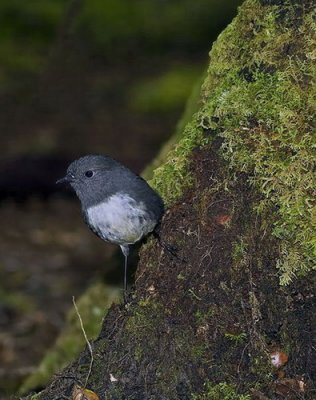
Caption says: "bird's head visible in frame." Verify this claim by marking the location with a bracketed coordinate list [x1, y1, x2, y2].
[56, 155, 122, 206]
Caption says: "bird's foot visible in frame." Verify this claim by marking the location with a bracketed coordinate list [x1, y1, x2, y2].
[153, 231, 186, 262]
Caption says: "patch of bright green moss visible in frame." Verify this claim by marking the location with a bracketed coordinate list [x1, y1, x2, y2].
[150, 114, 209, 205]
[151, 0, 315, 284]
[231, 238, 249, 265]
[224, 332, 247, 346]
[193, 381, 251, 400]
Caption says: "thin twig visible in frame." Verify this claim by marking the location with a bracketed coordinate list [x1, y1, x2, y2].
[72, 296, 93, 387]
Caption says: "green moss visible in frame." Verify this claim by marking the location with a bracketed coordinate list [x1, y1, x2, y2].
[224, 332, 247, 345]
[121, 298, 192, 396]
[193, 381, 251, 400]
[151, 0, 315, 283]
[20, 283, 120, 394]
[126, 297, 163, 333]
[191, 343, 210, 362]
[231, 238, 248, 264]
[124, 297, 164, 362]
[195, 308, 215, 325]
[29, 394, 41, 400]
[150, 115, 209, 205]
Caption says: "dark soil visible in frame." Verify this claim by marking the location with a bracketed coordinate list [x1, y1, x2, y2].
[31, 143, 316, 399]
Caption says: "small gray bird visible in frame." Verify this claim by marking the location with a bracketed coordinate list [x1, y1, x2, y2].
[57, 155, 164, 297]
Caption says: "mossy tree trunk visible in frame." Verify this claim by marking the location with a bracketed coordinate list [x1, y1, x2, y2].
[27, 0, 315, 399]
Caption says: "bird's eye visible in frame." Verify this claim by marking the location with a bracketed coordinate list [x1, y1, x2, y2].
[85, 170, 94, 178]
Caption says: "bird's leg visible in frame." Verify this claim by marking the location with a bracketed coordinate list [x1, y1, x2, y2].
[120, 244, 129, 302]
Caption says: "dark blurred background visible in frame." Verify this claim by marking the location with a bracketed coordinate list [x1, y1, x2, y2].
[0, 0, 242, 396]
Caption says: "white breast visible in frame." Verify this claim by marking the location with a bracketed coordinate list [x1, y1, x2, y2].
[86, 193, 156, 245]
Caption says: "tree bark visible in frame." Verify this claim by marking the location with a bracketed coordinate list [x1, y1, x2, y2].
[26, 0, 315, 399]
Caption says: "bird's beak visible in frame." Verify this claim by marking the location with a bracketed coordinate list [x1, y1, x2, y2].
[56, 173, 74, 184]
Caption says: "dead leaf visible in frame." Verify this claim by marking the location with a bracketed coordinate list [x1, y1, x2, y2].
[270, 351, 288, 368]
[72, 384, 100, 400]
[215, 214, 231, 225]
[273, 378, 305, 398]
